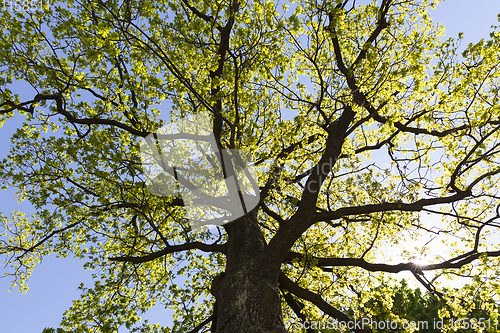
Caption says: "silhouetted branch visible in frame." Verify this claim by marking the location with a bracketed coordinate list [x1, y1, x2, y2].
[109, 242, 227, 263]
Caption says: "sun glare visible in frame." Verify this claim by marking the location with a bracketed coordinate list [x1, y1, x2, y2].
[411, 256, 429, 267]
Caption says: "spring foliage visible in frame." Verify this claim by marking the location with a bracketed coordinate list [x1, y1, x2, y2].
[1, 0, 500, 332]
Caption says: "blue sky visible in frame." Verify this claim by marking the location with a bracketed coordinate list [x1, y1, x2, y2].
[1, 1, 500, 332]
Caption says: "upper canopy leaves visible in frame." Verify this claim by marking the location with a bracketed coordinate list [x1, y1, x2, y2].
[2, 0, 500, 331]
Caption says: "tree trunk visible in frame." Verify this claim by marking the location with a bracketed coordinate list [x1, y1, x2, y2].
[211, 211, 287, 333]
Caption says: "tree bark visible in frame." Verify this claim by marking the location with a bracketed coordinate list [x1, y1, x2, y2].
[211, 211, 287, 333]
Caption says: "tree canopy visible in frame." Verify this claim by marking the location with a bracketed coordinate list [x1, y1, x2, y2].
[1, 0, 500, 332]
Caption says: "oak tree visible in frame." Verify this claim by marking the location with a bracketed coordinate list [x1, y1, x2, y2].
[2, 0, 500, 332]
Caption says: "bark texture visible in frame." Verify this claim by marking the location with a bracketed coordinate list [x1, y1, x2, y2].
[210, 211, 287, 333]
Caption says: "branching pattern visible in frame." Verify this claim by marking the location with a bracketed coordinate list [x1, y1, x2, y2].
[1, 0, 500, 332]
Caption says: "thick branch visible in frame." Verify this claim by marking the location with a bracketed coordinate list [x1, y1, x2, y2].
[315, 190, 471, 221]
[282, 290, 316, 333]
[109, 242, 226, 263]
[279, 272, 371, 333]
[180, 0, 218, 27]
[299, 105, 356, 209]
[285, 249, 500, 273]
[5, 94, 151, 137]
